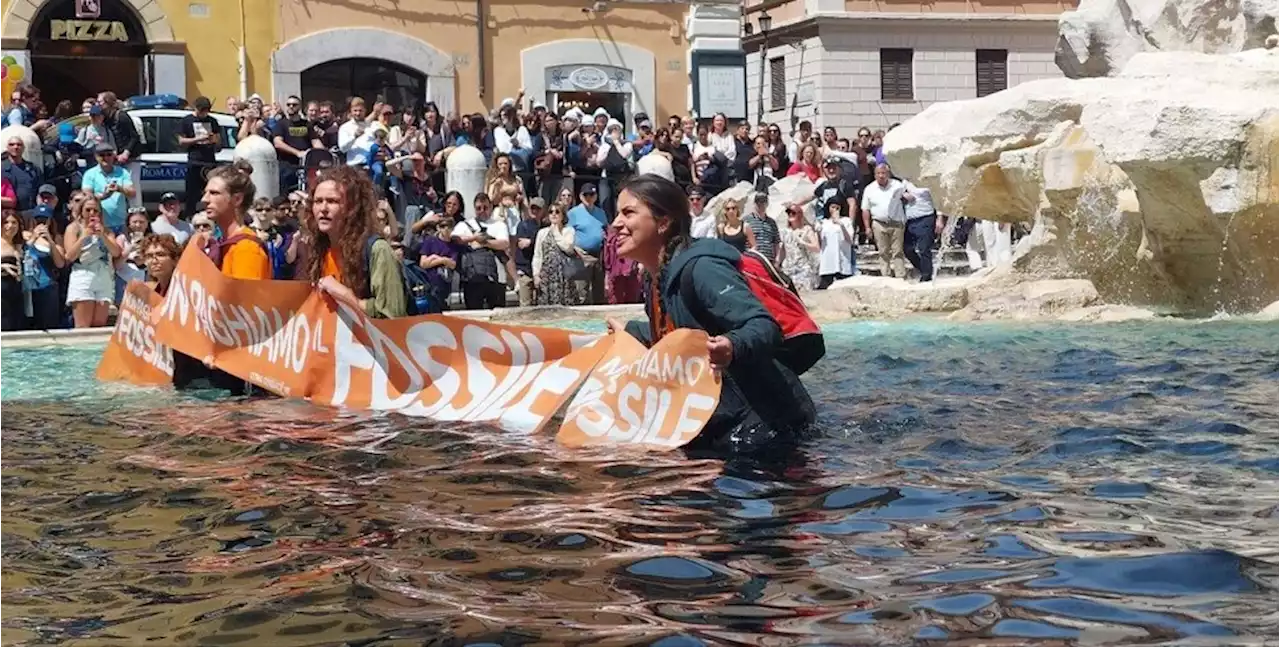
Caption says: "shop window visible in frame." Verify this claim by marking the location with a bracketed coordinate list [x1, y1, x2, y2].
[301, 58, 427, 110]
[879, 48, 913, 101]
[976, 49, 1008, 97]
[769, 56, 786, 111]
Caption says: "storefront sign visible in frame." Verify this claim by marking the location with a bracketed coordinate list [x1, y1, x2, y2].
[568, 67, 609, 90]
[50, 19, 129, 41]
[548, 64, 632, 94]
[691, 50, 747, 120]
[96, 247, 722, 450]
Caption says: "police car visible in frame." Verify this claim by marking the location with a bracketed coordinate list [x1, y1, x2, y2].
[49, 94, 239, 209]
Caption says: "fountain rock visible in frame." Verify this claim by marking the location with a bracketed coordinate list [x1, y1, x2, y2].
[885, 44, 1278, 314]
[1056, 0, 1278, 78]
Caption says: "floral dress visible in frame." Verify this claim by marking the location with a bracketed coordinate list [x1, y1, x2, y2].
[535, 229, 575, 306]
[781, 224, 819, 291]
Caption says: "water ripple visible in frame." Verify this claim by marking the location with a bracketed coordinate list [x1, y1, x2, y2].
[1, 319, 1277, 644]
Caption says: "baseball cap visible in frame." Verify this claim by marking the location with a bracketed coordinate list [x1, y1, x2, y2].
[160, 192, 179, 203]
[688, 186, 706, 198]
[34, 204, 54, 220]
[580, 183, 598, 195]
[37, 184, 56, 196]
[193, 96, 212, 111]
[88, 104, 103, 116]
[529, 197, 547, 209]
[95, 142, 116, 155]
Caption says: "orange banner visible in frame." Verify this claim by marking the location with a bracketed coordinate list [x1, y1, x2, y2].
[95, 280, 173, 385]
[96, 246, 722, 449]
[557, 328, 722, 449]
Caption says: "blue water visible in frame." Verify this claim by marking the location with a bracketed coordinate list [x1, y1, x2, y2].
[1, 319, 1276, 645]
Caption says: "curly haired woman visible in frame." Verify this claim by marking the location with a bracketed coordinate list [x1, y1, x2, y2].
[302, 165, 406, 319]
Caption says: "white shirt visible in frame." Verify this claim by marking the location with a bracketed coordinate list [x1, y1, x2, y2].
[338, 119, 381, 166]
[452, 217, 512, 283]
[860, 179, 908, 224]
[150, 215, 193, 246]
[494, 124, 533, 154]
[904, 181, 935, 220]
[709, 132, 736, 162]
[690, 210, 717, 239]
[818, 217, 854, 276]
[594, 137, 633, 177]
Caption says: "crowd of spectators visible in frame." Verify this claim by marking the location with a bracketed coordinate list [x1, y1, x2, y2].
[2, 81, 1006, 333]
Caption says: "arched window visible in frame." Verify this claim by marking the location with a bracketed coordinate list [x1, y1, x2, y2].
[300, 58, 426, 110]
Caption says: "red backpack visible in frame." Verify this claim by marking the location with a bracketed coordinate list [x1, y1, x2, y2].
[681, 249, 825, 375]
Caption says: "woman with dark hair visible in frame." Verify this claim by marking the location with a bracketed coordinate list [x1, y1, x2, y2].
[303, 165, 406, 319]
[654, 127, 692, 187]
[536, 112, 566, 207]
[605, 174, 815, 452]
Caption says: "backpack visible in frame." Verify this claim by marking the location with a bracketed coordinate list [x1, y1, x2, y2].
[454, 220, 500, 283]
[681, 249, 825, 375]
[363, 235, 435, 316]
[206, 232, 268, 273]
[602, 142, 633, 176]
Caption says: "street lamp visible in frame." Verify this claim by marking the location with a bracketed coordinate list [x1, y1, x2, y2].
[755, 11, 772, 122]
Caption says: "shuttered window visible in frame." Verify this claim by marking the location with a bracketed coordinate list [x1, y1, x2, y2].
[976, 49, 1008, 97]
[769, 56, 786, 110]
[879, 48, 914, 101]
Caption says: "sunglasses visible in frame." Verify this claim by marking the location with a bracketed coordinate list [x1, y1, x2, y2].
[194, 223, 214, 230]
[286, 102, 300, 107]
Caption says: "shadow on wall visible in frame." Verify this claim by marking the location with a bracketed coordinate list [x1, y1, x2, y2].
[284, 0, 675, 32]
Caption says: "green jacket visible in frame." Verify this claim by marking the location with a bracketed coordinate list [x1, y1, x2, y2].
[364, 238, 407, 319]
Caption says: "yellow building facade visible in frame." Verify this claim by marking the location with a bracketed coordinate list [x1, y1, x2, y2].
[1, 0, 701, 124]
[1, 0, 275, 106]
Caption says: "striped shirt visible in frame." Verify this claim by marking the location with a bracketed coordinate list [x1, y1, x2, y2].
[744, 212, 781, 263]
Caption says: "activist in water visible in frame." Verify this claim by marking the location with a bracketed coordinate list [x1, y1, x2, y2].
[140, 233, 180, 296]
[301, 165, 407, 318]
[606, 175, 815, 451]
[170, 160, 269, 395]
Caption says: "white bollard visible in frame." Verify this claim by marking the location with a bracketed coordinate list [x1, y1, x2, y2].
[233, 134, 279, 202]
[636, 151, 674, 182]
[0, 125, 44, 167]
[446, 145, 487, 221]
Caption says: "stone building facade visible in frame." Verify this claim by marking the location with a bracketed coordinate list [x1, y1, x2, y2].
[742, 0, 1073, 134]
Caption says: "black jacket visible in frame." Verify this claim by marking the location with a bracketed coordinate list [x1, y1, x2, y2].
[625, 238, 815, 450]
[107, 111, 141, 159]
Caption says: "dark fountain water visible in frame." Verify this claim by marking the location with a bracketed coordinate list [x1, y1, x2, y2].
[1, 319, 1276, 646]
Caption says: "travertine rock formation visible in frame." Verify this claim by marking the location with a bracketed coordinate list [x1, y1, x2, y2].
[885, 46, 1278, 313]
[1056, 0, 1278, 78]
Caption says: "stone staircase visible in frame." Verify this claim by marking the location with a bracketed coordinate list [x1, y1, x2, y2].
[854, 245, 976, 279]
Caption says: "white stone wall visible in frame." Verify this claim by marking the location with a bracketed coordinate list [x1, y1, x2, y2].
[755, 19, 1061, 136]
[820, 22, 1060, 132]
[746, 37, 825, 130]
